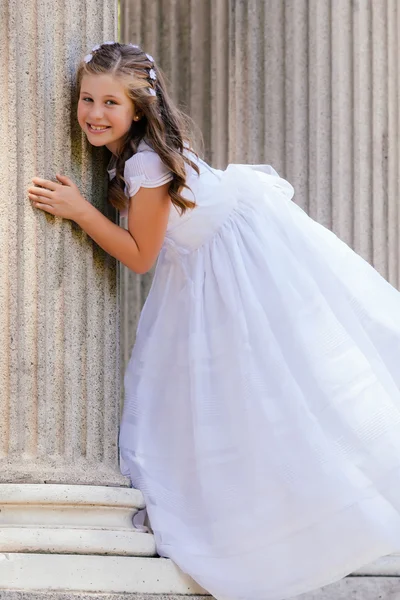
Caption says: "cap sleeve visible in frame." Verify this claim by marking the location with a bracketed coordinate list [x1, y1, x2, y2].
[123, 150, 173, 198]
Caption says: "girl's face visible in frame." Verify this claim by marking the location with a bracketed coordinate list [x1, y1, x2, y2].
[77, 73, 136, 155]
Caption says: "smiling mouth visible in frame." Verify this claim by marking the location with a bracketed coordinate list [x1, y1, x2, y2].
[87, 123, 111, 131]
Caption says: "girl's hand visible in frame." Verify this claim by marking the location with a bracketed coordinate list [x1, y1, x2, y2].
[28, 174, 89, 221]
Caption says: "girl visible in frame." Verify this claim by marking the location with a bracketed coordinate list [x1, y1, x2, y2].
[28, 42, 400, 600]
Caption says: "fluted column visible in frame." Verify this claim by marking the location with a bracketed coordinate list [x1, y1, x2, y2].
[119, 2, 400, 592]
[0, 0, 178, 593]
[233, 0, 399, 285]
[1, 0, 206, 592]
[119, 0, 226, 372]
[120, 0, 400, 374]
[0, 0, 126, 488]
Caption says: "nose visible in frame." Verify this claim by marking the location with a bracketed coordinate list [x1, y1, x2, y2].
[88, 104, 105, 120]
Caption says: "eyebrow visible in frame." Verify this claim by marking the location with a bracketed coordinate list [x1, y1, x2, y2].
[80, 92, 121, 100]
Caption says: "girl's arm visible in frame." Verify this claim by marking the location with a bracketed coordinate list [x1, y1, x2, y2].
[76, 182, 171, 275]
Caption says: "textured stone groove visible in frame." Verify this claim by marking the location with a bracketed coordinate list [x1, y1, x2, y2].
[0, 0, 127, 486]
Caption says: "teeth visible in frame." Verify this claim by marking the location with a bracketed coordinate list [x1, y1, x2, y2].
[89, 124, 108, 130]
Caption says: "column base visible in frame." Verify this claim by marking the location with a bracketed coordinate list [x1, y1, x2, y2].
[0, 484, 154, 556]
[0, 462, 130, 487]
[0, 554, 207, 595]
[2, 486, 399, 598]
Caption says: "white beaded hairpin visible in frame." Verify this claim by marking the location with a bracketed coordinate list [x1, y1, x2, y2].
[84, 42, 157, 97]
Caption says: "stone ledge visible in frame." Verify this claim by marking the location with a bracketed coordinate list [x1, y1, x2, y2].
[0, 595, 210, 600]
[1, 577, 400, 599]
[297, 576, 400, 599]
[0, 484, 144, 508]
[0, 590, 211, 600]
[0, 555, 207, 595]
[0, 528, 155, 557]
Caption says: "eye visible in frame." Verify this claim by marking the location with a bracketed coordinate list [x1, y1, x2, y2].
[82, 98, 116, 105]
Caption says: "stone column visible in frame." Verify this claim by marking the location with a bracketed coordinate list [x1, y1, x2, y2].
[119, 0, 400, 363]
[119, 0, 229, 370]
[228, 0, 399, 287]
[0, 0, 204, 595]
[119, 0, 400, 595]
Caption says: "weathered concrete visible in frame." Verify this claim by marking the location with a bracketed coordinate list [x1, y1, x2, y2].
[0, 595, 209, 600]
[0, 554, 207, 594]
[1, 576, 400, 599]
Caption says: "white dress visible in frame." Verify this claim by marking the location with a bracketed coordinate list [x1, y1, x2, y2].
[108, 140, 400, 600]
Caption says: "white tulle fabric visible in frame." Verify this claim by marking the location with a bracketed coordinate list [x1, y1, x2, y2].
[114, 145, 400, 600]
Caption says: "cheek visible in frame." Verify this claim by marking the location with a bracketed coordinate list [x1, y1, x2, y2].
[77, 103, 87, 124]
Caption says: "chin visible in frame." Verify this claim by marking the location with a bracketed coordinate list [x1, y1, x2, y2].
[87, 139, 107, 147]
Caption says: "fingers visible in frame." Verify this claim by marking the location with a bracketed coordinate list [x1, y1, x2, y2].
[31, 199, 55, 214]
[28, 188, 54, 209]
[28, 178, 59, 215]
[32, 196, 55, 213]
[28, 186, 53, 198]
[31, 177, 58, 191]
[28, 193, 44, 203]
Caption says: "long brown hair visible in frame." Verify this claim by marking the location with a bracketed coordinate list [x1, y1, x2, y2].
[76, 42, 201, 215]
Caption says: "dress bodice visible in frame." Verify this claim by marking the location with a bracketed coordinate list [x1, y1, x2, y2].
[107, 139, 293, 253]
[107, 140, 226, 243]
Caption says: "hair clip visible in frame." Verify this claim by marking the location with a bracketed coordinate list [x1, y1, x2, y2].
[85, 41, 117, 63]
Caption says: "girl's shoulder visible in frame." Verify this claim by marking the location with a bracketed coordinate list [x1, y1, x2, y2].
[107, 139, 202, 199]
[123, 142, 174, 198]
[106, 139, 170, 190]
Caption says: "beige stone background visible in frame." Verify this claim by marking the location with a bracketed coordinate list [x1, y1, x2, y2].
[1, 0, 400, 597]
